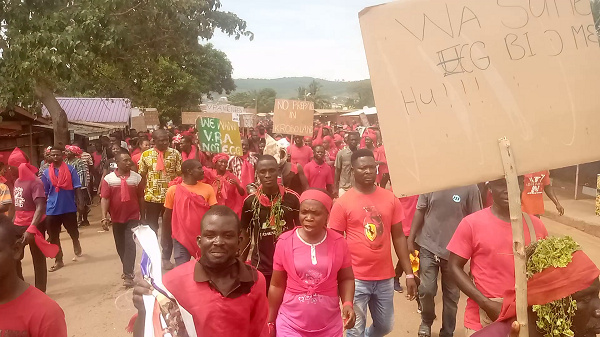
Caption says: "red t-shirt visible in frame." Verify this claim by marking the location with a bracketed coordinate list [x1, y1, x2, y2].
[303, 160, 333, 190]
[287, 145, 313, 167]
[328, 187, 405, 280]
[0, 286, 68, 337]
[446, 208, 548, 330]
[163, 261, 268, 337]
[100, 171, 144, 223]
[13, 178, 46, 227]
[399, 195, 419, 237]
[521, 170, 551, 215]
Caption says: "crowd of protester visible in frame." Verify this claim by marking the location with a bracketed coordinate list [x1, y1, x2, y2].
[0, 116, 596, 337]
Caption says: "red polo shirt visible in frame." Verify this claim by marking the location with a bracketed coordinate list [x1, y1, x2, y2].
[303, 160, 333, 190]
[163, 260, 269, 337]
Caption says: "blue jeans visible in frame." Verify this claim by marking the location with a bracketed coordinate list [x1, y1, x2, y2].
[173, 239, 191, 266]
[346, 278, 395, 337]
[418, 248, 460, 337]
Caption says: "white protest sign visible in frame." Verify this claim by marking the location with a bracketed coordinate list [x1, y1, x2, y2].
[204, 104, 245, 114]
[360, 0, 600, 196]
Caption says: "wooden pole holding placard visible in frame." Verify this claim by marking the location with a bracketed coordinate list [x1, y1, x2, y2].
[498, 138, 529, 337]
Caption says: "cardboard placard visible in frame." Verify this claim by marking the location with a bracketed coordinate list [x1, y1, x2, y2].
[359, 113, 370, 127]
[205, 104, 245, 114]
[181, 112, 232, 125]
[240, 114, 256, 128]
[360, 0, 600, 197]
[143, 111, 160, 126]
[197, 117, 243, 156]
[272, 99, 314, 137]
[131, 116, 149, 131]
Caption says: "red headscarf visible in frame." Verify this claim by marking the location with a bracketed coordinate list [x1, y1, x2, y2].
[65, 145, 83, 157]
[360, 129, 377, 148]
[212, 153, 229, 164]
[498, 250, 600, 321]
[8, 148, 38, 181]
[49, 162, 73, 192]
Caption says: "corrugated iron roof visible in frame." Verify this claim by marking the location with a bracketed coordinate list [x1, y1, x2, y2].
[34, 120, 122, 138]
[41, 97, 131, 123]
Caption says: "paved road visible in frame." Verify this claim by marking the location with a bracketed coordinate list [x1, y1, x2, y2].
[19, 211, 600, 337]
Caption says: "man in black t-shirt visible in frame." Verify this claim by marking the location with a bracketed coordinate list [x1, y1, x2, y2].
[240, 155, 299, 289]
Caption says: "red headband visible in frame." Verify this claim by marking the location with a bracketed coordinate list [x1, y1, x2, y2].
[212, 153, 229, 164]
[299, 190, 332, 213]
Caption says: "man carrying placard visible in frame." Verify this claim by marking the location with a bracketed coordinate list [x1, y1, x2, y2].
[447, 178, 548, 335]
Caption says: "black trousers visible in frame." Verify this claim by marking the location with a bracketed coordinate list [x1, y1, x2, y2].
[112, 221, 137, 276]
[46, 212, 79, 263]
[15, 223, 47, 292]
[144, 201, 171, 260]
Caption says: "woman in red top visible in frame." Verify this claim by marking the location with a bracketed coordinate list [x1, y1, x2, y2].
[205, 153, 245, 216]
[268, 189, 356, 337]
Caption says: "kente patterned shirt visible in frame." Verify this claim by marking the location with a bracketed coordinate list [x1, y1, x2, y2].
[138, 147, 182, 203]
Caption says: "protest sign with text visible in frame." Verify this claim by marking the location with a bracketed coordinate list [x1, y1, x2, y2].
[196, 117, 243, 156]
[272, 99, 314, 137]
[205, 104, 245, 114]
[360, 0, 600, 197]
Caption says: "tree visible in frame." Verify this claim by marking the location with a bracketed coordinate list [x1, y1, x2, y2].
[346, 80, 375, 109]
[296, 80, 330, 109]
[0, 0, 252, 146]
[229, 88, 277, 114]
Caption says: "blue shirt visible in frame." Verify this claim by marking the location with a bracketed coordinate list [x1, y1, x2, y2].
[41, 164, 81, 216]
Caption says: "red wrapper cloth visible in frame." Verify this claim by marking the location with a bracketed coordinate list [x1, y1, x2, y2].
[239, 154, 255, 189]
[171, 184, 210, 259]
[498, 250, 600, 321]
[205, 168, 244, 217]
[119, 173, 131, 202]
[181, 145, 198, 161]
[155, 149, 166, 171]
[27, 226, 59, 258]
[49, 162, 73, 192]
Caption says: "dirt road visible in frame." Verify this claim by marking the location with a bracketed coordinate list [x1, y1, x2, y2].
[19, 206, 600, 337]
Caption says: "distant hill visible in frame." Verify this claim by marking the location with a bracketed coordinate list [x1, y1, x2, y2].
[232, 77, 369, 99]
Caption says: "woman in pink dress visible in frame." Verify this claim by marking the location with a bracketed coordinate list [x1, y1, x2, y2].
[268, 189, 356, 337]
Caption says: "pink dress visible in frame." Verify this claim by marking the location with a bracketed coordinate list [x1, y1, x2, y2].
[273, 229, 352, 337]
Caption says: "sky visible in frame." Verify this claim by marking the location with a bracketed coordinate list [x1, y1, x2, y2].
[208, 0, 388, 81]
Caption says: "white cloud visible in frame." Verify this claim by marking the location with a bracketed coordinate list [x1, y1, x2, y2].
[208, 0, 389, 80]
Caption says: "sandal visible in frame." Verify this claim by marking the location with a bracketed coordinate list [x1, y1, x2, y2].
[418, 324, 431, 337]
[49, 262, 64, 272]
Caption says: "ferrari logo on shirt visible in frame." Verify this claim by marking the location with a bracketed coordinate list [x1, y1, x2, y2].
[362, 206, 384, 248]
[365, 223, 378, 241]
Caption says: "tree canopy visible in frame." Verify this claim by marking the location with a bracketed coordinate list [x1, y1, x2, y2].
[228, 88, 277, 114]
[0, 0, 252, 145]
[296, 80, 330, 109]
[345, 80, 375, 109]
